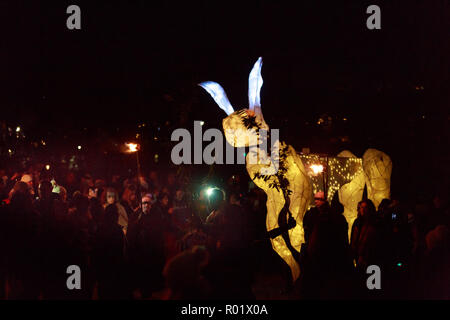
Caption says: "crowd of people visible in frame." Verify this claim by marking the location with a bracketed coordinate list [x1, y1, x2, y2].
[0, 163, 448, 299]
[299, 190, 450, 299]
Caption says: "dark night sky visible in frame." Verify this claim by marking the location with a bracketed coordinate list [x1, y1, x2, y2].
[2, 1, 448, 119]
[0, 1, 449, 194]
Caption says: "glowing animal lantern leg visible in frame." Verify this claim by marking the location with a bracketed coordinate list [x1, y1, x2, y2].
[337, 150, 365, 239]
[362, 149, 392, 209]
[246, 141, 312, 281]
[199, 57, 311, 281]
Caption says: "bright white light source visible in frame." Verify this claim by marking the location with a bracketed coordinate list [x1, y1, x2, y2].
[16, 126, 21, 132]
[311, 164, 324, 175]
[199, 81, 235, 115]
[45, 164, 50, 170]
[200, 121, 205, 126]
[126, 142, 138, 153]
[77, 145, 81, 150]
[248, 57, 263, 110]
[206, 187, 214, 197]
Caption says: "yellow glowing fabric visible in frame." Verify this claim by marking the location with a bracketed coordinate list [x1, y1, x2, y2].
[362, 148, 392, 209]
[337, 151, 365, 238]
[299, 153, 363, 206]
[222, 109, 269, 148]
[299, 149, 392, 239]
[244, 140, 311, 281]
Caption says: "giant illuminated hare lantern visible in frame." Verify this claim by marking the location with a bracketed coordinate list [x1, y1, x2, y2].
[199, 57, 312, 281]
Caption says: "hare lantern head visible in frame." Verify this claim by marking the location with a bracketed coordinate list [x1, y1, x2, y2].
[199, 57, 269, 148]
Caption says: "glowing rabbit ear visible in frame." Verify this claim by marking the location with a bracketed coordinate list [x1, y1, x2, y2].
[248, 57, 263, 111]
[199, 81, 235, 116]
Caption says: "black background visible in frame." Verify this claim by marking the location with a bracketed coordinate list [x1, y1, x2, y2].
[0, 0, 449, 197]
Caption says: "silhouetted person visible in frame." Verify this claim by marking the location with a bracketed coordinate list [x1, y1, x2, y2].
[5, 182, 42, 299]
[299, 193, 354, 299]
[303, 191, 330, 246]
[101, 187, 128, 234]
[163, 246, 211, 299]
[350, 199, 378, 270]
[424, 194, 449, 234]
[34, 180, 54, 224]
[128, 194, 169, 298]
[419, 225, 449, 299]
[204, 192, 255, 299]
[92, 204, 126, 299]
[127, 194, 152, 295]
